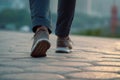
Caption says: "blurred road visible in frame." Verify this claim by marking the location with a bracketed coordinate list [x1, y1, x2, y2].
[0, 31, 120, 80]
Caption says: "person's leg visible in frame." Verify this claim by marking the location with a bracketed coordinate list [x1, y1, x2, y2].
[55, 0, 76, 37]
[55, 0, 76, 53]
[29, 0, 51, 57]
[29, 0, 52, 33]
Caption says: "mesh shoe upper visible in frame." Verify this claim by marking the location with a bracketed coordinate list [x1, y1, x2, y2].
[57, 36, 72, 49]
[32, 28, 49, 50]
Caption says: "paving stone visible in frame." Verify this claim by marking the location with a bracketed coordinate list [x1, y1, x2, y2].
[0, 67, 24, 74]
[82, 56, 104, 62]
[84, 66, 120, 72]
[102, 51, 120, 55]
[60, 58, 90, 62]
[25, 65, 79, 74]
[102, 55, 120, 59]
[97, 61, 120, 66]
[48, 61, 92, 67]
[66, 72, 120, 79]
[0, 53, 29, 58]
[0, 60, 46, 68]
[101, 58, 120, 62]
[115, 43, 120, 51]
[1, 73, 64, 80]
[18, 57, 59, 63]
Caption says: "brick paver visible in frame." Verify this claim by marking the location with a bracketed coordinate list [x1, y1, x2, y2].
[0, 31, 120, 80]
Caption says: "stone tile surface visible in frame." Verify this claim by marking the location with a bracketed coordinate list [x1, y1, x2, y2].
[0, 31, 120, 80]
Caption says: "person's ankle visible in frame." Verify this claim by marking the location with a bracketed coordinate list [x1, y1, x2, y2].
[36, 26, 48, 32]
[57, 36, 69, 39]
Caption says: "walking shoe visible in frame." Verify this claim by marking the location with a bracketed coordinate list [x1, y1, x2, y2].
[31, 27, 51, 58]
[56, 36, 73, 53]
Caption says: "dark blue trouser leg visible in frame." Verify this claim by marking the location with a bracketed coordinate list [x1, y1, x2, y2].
[55, 0, 76, 37]
[29, 0, 76, 35]
[29, 0, 52, 33]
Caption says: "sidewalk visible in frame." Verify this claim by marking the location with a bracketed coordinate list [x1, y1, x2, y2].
[0, 31, 120, 80]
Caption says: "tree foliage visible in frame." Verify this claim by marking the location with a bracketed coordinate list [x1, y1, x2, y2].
[0, 8, 31, 29]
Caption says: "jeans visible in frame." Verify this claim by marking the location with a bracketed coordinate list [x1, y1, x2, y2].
[29, 0, 76, 37]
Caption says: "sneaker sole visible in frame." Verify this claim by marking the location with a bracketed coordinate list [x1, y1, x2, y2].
[31, 39, 50, 58]
[56, 47, 71, 53]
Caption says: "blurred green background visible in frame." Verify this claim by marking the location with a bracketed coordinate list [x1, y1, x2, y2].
[0, 0, 120, 38]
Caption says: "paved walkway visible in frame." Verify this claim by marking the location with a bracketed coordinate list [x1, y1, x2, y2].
[0, 31, 120, 80]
